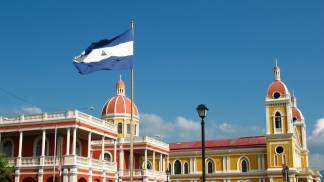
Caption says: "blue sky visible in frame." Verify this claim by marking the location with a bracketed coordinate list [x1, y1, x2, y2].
[0, 0, 324, 168]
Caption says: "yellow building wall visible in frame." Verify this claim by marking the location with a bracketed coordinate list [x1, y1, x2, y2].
[229, 155, 239, 171]
[213, 156, 223, 171]
[267, 139, 293, 168]
[246, 154, 258, 170]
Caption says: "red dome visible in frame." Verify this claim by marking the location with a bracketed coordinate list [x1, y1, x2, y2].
[267, 80, 289, 98]
[292, 107, 304, 121]
[101, 95, 139, 118]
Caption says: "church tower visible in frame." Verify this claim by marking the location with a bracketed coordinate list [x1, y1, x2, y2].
[265, 62, 295, 171]
[101, 76, 140, 138]
[265, 62, 311, 182]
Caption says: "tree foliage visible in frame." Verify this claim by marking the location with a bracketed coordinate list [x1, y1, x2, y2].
[0, 154, 14, 182]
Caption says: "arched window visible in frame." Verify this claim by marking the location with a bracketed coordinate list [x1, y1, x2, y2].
[184, 162, 189, 174]
[241, 159, 249, 173]
[207, 160, 214, 174]
[174, 160, 181, 174]
[118, 123, 123, 134]
[275, 112, 282, 129]
[142, 161, 152, 169]
[2, 140, 13, 157]
[34, 137, 49, 156]
[104, 153, 111, 161]
[127, 124, 131, 134]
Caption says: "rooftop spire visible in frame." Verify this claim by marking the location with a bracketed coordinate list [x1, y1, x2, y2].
[274, 58, 281, 81]
[291, 90, 297, 107]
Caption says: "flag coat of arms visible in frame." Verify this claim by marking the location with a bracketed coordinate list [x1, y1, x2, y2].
[73, 29, 134, 74]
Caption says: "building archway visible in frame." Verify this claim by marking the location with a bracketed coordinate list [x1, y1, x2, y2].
[78, 177, 87, 182]
[22, 177, 37, 182]
[46, 176, 60, 182]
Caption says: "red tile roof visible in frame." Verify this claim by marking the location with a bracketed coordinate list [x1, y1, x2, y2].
[169, 136, 266, 151]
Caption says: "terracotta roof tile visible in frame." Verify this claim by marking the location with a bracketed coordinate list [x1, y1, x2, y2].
[170, 136, 266, 151]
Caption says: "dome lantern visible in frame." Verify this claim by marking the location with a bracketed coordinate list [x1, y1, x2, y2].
[116, 75, 125, 96]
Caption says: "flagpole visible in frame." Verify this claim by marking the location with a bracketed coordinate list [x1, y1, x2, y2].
[130, 19, 135, 182]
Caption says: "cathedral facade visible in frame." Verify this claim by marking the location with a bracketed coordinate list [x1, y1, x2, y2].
[0, 64, 321, 182]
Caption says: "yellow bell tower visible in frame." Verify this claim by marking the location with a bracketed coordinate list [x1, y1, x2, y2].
[265, 62, 295, 178]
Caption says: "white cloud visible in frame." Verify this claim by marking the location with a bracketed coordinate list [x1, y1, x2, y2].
[308, 118, 324, 170]
[140, 113, 264, 142]
[0, 106, 43, 116]
[20, 106, 42, 114]
[309, 153, 324, 170]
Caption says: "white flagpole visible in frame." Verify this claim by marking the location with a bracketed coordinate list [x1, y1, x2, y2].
[53, 127, 57, 182]
[130, 19, 134, 182]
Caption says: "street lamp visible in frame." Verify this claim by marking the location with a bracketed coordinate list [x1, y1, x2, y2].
[196, 104, 208, 182]
[282, 164, 290, 182]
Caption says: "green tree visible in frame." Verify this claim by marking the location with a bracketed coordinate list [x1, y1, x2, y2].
[0, 154, 14, 182]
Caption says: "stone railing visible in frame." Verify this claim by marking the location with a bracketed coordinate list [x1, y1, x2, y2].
[7, 155, 117, 172]
[119, 136, 169, 151]
[0, 110, 116, 133]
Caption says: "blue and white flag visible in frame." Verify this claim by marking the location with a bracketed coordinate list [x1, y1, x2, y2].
[73, 29, 133, 74]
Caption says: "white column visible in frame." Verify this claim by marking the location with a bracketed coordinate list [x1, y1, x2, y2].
[88, 132, 92, 158]
[193, 157, 197, 173]
[72, 127, 77, 155]
[167, 155, 169, 170]
[66, 128, 70, 155]
[18, 131, 23, 158]
[223, 156, 227, 172]
[101, 136, 105, 160]
[144, 149, 148, 169]
[189, 158, 193, 174]
[160, 154, 163, 172]
[153, 151, 156, 171]
[258, 154, 261, 171]
[119, 149, 124, 171]
[63, 169, 69, 182]
[16, 131, 23, 182]
[41, 129, 46, 157]
[114, 140, 117, 163]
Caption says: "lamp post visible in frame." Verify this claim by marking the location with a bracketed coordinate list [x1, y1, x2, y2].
[196, 104, 208, 182]
[282, 164, 290, 182]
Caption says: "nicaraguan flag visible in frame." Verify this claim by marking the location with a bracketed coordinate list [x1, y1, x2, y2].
[73, 29, 133, 74]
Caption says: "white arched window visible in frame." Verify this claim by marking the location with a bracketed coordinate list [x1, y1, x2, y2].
[206, 159, 215, 174]
[103, 152, 112, 162]
[275, 112, 282, 129]
[118, 123, 123, 134]
[2, 139, 14, 157]
[174, 160, 182, 174]
[33, 136, 49, 157]
[183, 162, 189, 174]
[239, 157, 249, 173]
